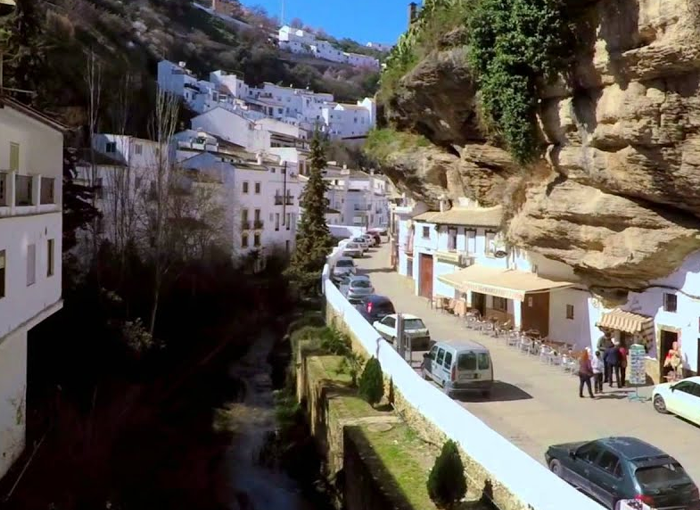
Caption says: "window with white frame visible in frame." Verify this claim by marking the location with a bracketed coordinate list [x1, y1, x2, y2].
[422, 226, 430, 239]
[663, 293, 677, 313]
[566, 304, 574, 320]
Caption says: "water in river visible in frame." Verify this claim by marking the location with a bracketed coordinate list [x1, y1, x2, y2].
[223, 329, 326, 510]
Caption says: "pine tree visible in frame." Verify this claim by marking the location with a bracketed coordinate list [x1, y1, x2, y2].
[286, 131, 334, 294]
[5, 0, 48, 104]
[427, 440, 467, 509]
[358, 357, 384, 406]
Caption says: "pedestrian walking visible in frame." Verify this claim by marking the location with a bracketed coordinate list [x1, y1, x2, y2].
[592, 350, 604, 393]
[604, 342, 622, 388]
[597, 331, 612, 382]
[578, 350, 595, 398]
[618, 343, 628, 388]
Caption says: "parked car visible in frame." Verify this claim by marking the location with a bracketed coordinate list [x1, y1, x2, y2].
[361, 233, 378, 247]
[368, 227, 387, 237]
[332, 257, 356, 283]
[653, 376, 700, 424]
[422, 340, 493, 397]
[355, 295, 396, 323]
[351, 236, 371, 250]
[343, 242, 364, 258]
[372, 313, 431, 350]
[366, 231, 381, 245]
[545, 436, 700, 510]
[346, 275, 374, 303]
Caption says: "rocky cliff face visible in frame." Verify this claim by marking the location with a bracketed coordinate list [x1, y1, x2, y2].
[381, 0, 700, 295]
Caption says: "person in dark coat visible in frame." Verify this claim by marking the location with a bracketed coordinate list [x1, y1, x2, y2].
[597, 331, 613, 382]
[604, 342, 621, 388]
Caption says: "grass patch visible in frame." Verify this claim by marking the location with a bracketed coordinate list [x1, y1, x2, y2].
[364, 128, 431, 164]
[351, 423, 440, 510]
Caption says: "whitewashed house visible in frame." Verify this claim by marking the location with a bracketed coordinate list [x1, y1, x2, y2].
[277, 26, 380, 69]
[366, 42, 393, 52]
[0, 98, 64, 479]
[321, 99, 376, 139]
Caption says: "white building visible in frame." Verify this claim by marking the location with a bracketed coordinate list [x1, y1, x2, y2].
[277, 26, 380, 69]
[156, 60, 376, 140]
[0, 98, 64, 480]
[397, 199, 595, 352]
[366, 42, 393, 52]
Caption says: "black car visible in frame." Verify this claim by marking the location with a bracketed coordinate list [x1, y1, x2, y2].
[355, 294, 395, 322]
[546, 436, 700, 510]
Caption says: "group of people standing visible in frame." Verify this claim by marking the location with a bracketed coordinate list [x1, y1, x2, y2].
[578, 331, 628, 398]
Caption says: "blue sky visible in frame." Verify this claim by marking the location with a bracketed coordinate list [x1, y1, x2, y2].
[240, 0, 408, 44]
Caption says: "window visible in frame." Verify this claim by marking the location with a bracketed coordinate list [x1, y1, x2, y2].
[254, 233, 261, 247]
[458, 352, 476, 370]
[286, 213, 291, 230]
[436, 348, 446, 366]
[422, 226, 430, 239]
[635, 463, 690, 492]
[493, 297, 508, 312]
[27, 243, 36, 286]
[275, 213, 280, 231]
[404, 318, 426, 329]
[105, 142, 117, 153]
[134, 143, 143, 155]
[47, 239, 55, 277]
[447, 228, 457, 251]
[242, 208, 249, 222]
[575, 443, 602, 463]
[485, 231, 496, 256]
[478, 353, 490, 370]
[0, 250, 5, 298]
[242, 234, 249, 248]
[255, 182, 261, 194]
[254, 209, 261, 221]
[466, 230, 476, 253]
[444, 351, 453, 368]
[566, 304, 575, 320]
[9, 142, 20, 171]
[243, 181, 249, 194]
[428, 345, 437, 360]
[382, 316, 396, 328]
[596, 451, 621, 478]
[664, 293, 677, 313]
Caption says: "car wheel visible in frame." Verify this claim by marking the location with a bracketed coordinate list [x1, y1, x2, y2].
[549, 459, 563, 477]
[653, 394, 668, 414]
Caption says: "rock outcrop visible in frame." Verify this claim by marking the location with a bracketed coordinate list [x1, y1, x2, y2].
[380, 0, 700, 291]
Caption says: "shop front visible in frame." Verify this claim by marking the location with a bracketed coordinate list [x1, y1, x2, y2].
[596, 309, 656, 382]
[437, 264, 574, 335]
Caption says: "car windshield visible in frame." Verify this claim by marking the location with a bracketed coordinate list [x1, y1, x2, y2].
[458, 352, 476, 370]
[404, 318, 426, 330]
[636, 463, 692, 491]
[346, 243, 358, 249]
[351, 280, 372, 288]
[337, 260, 354, 267]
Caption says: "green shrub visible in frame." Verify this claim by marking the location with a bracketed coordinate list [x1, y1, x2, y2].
[427, 440, 467, 509]
[364, 128, 430, 164]
[287, 312, 325, 337]
[358, 357, 384, 406]
[289, 325, 328, 355]
[319, 327, 352, 356]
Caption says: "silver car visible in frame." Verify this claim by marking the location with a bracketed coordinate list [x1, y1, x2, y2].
[346, 275, 374, 302]
[343, 242, 364, 258]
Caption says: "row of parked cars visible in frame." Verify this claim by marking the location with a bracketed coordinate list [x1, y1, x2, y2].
[330, 241, 700, 510]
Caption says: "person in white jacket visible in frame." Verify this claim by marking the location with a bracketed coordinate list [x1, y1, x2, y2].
[591, 350, 604, 394]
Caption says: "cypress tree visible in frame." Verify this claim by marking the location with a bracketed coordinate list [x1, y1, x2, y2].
[358, 357, 384, 406]
[427, 440, 467, 509]
[286, 131, 334, 294]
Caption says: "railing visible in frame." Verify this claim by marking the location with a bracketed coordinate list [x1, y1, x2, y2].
[40, 177, 55, 204]
[241, 220, 251, 230]
[253, 219, 264, 229]
[16, 174, 33, 206]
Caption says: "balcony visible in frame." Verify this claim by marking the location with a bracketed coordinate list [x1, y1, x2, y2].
[241, 220, 251, 230]
[253, 219, 264, 229]
[0, 172, 60, 213]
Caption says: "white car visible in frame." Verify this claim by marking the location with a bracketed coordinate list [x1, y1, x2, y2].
[332, 257, 356, 281]
[346, 275, 374, 302]
[351, 236, 371, 250]
[361, 234, 377, 247]
[343, 242, 364, 258]
[372, 314, 432, 350]
[653, 376, 700, 425]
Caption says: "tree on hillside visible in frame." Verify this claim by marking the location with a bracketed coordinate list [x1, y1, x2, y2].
[286, 132, 334, 294]
[63, 147, 100, 254]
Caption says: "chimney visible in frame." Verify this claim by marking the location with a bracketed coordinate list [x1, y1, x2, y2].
[408, 2, 418, 26]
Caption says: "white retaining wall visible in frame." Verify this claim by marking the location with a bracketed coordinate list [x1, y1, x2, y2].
[322, 251, 604, 510]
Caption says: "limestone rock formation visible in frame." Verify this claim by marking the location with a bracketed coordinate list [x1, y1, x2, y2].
[379, 0, 700, 292]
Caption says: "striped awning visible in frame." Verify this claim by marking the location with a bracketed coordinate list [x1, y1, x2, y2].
[597, 310, 654, 338]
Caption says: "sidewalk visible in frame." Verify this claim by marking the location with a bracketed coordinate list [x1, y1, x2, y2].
[356, 244, 700, 482]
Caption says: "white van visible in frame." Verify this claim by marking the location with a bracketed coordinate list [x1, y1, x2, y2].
[422, 340, 494, 397]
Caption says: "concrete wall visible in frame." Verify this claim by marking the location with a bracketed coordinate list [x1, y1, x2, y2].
[0, 328, 27, 479]
[321, 260, 604, 510]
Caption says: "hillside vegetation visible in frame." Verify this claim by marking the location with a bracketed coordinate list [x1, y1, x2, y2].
[1, 0, 379, 133]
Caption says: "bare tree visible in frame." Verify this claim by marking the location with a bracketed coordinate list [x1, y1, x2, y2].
[145, 88, 180, 335]
[84, 49, 102, 262]
[290, 17, 303, 29]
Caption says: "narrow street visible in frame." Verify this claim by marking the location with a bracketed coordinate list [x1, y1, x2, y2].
[355, 243, 700, 483]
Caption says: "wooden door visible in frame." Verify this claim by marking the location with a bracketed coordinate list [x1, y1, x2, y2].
[419, 254, 433, 299]
[521, 292, 550, 337]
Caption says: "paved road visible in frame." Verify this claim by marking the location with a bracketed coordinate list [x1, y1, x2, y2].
[354, 243, 700, 483]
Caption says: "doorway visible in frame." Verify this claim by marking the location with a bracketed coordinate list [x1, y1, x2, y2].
[419, 254, 433, 299]
[472, 292, 486, 317]
[660, 329, 679, 375]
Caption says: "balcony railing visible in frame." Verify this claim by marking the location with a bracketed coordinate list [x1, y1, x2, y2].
[253, 219, 264, 229]
[40, 177, 55, 204]
[241, 220, 251, 231]
[16, 174, 33, 206]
